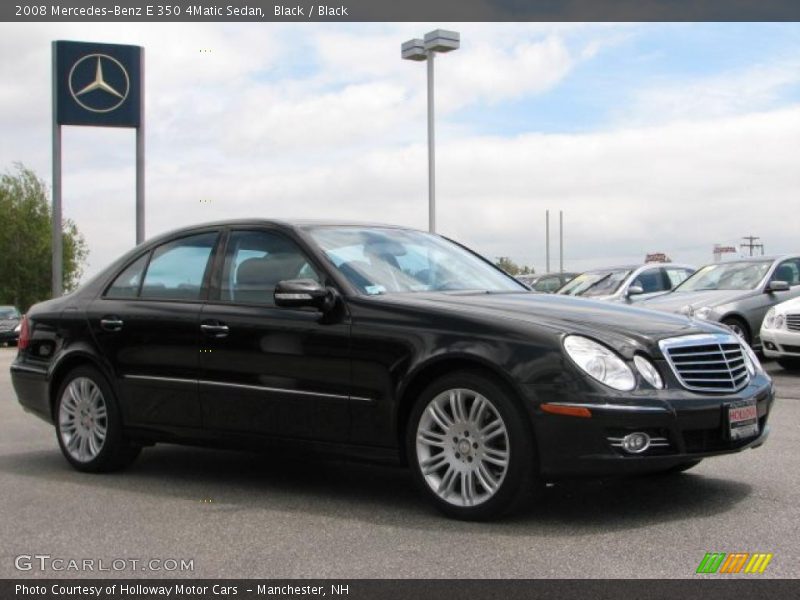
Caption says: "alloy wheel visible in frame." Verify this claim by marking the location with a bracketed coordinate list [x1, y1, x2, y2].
[415, 388, 510, 507]
[58, 377, 108, 463]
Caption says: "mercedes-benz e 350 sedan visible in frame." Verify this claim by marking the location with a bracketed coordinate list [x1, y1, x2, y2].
[10, 221, 773, 520]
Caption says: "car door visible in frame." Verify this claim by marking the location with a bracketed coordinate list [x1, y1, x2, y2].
[86, 230, 220, 430]
[198, 228, 352, 442]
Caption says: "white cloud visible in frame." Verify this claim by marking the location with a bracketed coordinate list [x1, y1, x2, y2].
[622, 59, 800, 125]
[1, 22, 799, 281]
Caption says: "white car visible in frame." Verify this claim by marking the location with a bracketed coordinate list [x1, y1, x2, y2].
[761, 296, 800, 370]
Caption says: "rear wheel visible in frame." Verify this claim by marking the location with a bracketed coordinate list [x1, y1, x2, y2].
[407, 371, 539, 520]
[55, 366, 141, 473]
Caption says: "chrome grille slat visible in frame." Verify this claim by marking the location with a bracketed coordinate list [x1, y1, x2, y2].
[659, 333, 751, 393]
[787, 314, 800, 332]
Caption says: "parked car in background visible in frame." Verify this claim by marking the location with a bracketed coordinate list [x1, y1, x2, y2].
[556, 263, 695, 303]
[0, 305, 22, 347]
[8, 220, 772, 520]
[641, 256, 800, 347]
[517, 272, 577, 293]
[761, 296, 800, 370]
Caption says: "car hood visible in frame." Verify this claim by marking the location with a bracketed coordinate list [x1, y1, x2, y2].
[640, 289, 752, 312]
[774, 295, 800, 313]
[0, 318, 19, 327]
[377, 292, 714, 349]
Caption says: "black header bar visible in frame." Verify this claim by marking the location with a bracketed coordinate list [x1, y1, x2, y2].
[6, 0, 800, 22]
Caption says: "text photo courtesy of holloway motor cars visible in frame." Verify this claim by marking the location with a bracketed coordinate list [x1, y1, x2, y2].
[2, 1, 800, 597]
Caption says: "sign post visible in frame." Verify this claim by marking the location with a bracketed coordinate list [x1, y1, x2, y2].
[51, 40, 143, 296]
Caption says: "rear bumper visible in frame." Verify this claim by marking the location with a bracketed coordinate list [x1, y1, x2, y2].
[524, 377, 774, 478]
[10, 361, 52, 424]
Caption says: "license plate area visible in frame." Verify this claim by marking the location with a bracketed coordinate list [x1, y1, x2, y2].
[727, 398, 759, 441]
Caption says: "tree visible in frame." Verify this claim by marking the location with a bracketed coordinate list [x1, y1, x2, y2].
[495, 256, 534, 276]
[0, 164, 88, 311]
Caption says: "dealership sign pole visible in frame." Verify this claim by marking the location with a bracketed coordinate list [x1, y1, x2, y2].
[52, 40, 144, 296]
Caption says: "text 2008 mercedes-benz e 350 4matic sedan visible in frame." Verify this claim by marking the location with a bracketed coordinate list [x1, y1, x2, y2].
[10, 221, 773, 520]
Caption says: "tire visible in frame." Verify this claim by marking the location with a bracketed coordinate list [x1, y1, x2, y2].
[55, 365, 141, 473]
[721, 317, 751, 346]
[777, 357, 800, 371]
[406, 371, 540, 521]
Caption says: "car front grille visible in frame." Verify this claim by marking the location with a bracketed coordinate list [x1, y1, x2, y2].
[786, 314, 800, 332]
[659, 333, 750, 393]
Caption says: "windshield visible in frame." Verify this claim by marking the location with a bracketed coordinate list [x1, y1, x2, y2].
[675, 261, 771, 292]
[557, 269, 632, 297]
[0, 307, 20, 319]
[307, 227, 525, 295]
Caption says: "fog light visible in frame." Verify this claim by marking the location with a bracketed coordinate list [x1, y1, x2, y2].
[621, 432, 651, 454]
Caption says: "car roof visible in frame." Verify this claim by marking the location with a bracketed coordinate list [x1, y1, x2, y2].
[581, 263, 691, 273]
[142, 219, 425, 245]
[707, 255, 797, 263]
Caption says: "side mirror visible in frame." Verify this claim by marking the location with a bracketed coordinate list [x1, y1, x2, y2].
[627, 285, 644, 297]
[766, 280, 790, 293]
[274, 279, 336, 311]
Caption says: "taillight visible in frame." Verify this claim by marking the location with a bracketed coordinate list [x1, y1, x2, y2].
[18, 315, 30, 350]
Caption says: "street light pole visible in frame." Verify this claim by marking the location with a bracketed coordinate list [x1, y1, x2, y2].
[427, 51, 435, 233]
[402, 29, 460, 233]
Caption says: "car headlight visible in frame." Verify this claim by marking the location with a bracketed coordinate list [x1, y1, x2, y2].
[633, 355, 664, 389]
[763, 309, 785, 330]
[563, 335, 636, 391]
[13, 324, 21, 333]
[694, 307, 713, 320]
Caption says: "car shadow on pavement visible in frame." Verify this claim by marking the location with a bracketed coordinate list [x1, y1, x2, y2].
[0, 444, 752, 535]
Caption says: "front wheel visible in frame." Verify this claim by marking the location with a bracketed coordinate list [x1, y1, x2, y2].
[721, 317, 751, 346]
[55, 366, 141, 473]
[407, 371, 539, 520]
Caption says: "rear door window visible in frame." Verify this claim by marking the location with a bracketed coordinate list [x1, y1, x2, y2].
[139, 232, 218, 301]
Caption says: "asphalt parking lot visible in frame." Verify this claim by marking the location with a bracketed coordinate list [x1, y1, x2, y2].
[0, 346, 798, 579]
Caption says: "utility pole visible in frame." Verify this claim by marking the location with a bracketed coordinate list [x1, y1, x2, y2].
[545, 210, 550, 273]
[559, 210, 564, 274]
[740, 235, 764, 256]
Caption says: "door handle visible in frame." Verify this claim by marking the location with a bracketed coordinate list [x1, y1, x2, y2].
[200, 322, 229, 338]
[100, 317, 124, 332]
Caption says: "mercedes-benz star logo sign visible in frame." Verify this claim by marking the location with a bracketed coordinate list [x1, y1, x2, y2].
[68, 53, 130, 114]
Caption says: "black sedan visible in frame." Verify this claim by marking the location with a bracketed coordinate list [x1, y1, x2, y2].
[0, 305, 22, 346]
[10, 221, 773, 520]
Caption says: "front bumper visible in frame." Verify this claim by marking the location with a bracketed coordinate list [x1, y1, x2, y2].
[760, 328, 800, 358]
[524, 376, 774, 478]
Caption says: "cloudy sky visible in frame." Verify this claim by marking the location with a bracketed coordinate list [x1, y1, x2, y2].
[1, 22, 800, 279]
